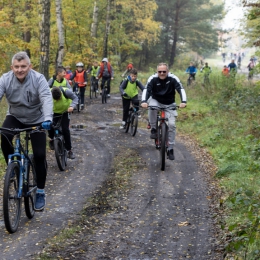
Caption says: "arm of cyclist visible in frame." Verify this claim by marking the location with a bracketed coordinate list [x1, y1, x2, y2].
[64, 89, 78, 112]
[141, 74, 155, 108]
[119, 79, 128, 97]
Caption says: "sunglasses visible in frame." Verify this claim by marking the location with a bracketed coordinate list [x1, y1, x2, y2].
[158, 71, 167, 74]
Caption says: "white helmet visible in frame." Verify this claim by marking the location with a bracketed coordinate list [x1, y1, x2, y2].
[102, 58, 108, 62]
[76, 62, 84, 67]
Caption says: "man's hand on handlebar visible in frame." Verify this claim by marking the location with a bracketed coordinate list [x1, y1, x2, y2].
[141, 102, 148, 108]
[179, 103, 186, 108]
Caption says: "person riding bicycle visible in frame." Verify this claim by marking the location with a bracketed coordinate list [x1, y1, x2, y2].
[96, 57, 114, 97]
[70, 62, 87, 110]
[200, 62, 212, 83]
[227, 59, 237, 77]
[48, 82, 78, 160]
[121, 63, 134, 78]
[141, 62, 187, 160]
[48, 66, 72, 89]
[185, 62, 197, 80]
[119, 68, 144, 129]
[0, 51, 53, 211]
[87, 61, 100, 92]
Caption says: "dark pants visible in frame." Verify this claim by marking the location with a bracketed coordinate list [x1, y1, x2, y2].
[1, 115, 47, 189]
[122, 95, 139, 122]
[101, 76, 111, 94]
[73, 83, 86, 105]
[48, 112, 72, 151]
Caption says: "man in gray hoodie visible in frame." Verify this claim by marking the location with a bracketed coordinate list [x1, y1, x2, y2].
[0, 51, 53, 211]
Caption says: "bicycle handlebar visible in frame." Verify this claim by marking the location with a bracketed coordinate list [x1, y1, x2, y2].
[148, 105, 179, 110]
[0, 126, 43, 135]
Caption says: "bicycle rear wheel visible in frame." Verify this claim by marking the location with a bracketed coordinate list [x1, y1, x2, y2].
[54, 136, 66, 171]
[89, 85, 93, 99]
[159, 123, 167, 171]
[130, 113, 138, 136]
[24, 155, 37, 219]
[3, 162, 21, 233]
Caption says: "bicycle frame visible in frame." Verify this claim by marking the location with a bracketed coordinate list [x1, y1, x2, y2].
[7, 130, 37, 198]
[155, 110, 168, 149]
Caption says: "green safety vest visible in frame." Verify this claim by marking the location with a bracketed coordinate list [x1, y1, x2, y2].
[91, 66, 100, 77]
[124, 80, 138, 99]
[52, 78, 68, 88]
[53, 87, 71, 114]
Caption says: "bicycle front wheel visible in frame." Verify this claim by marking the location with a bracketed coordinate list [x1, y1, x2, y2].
[159, 123, 167, 171]
[89, 85, 93, 99]
[24, 155, 37, 219]
[130, 113, 138, 136]
[54, 137, 66, 171]
[3, 162, 21, 233]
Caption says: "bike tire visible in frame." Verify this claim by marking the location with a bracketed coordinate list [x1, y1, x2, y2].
[104, 88, 107, 103]
[160, 123, 167, 171]
[89, 85, 92, 99]
[24, 155, 37, 219]
[3, 162, 21, 233]
[125, 112, 131, 133]
[102, 89, 105, 104]
[130, 114, 138, 136]
[77, 94, 81, 112]
[54, 137, 66, 171]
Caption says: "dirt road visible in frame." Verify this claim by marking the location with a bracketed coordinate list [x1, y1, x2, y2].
[0, 94, 221, 259]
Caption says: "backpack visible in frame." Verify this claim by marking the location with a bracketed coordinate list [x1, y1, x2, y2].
[50, 76, 68, 99]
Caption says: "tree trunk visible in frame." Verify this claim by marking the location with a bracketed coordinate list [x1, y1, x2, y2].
[23, 1, 31, 58]
[55, 0, 65, 68]
[91, 1, 98, 38]
[169, 1, 180, 67]
[103, 0, 111, 58]
[39, 0, 51, 79]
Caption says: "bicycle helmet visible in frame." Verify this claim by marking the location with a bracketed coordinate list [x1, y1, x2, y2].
[76, 62, 84, 67]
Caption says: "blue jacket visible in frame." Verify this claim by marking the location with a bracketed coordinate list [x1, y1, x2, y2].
[185, 66, 197, 74]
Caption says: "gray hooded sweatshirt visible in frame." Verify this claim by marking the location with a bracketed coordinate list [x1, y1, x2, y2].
[0, 69, 53, 124]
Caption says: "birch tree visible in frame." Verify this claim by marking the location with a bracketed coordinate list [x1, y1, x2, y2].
[55, 0, 65, 68]
[91, 1, 99, 38]
[103, 0, 111, 58]
[39, 0, 51, 79]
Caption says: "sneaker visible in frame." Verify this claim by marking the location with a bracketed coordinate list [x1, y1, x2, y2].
[96, 89, 99, 93]
[49, 140, 54, 150]
[68, 150, 75, 159]
[119, 121, 126, 129]
[167, 149, 175, 160]
[80, 104, 84, 110]
[107, 94, 110, 97]
[150, 128, 157, 139]
[34, 193, 46, 211]
[147, 122, 151, 129]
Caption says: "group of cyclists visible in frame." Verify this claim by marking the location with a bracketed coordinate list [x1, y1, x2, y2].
[0, 51, 187, 213]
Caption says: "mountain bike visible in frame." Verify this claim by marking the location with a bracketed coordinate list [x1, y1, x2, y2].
[124, 103, 140, 136]
[0, 126, 41, 233]
[90, 77, 98, 99]
[203, 73, 211, 86]
[73, 83, 81, 112]
[149, 105, 178, 171]
[186, 73, 196, 86]
[52, 115, 67, 171]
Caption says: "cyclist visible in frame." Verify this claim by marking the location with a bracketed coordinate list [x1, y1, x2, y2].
[200, 62, 212, 84]
[222, 65, 229, 77]
[141, 62, 187, 160]
[70, 62, 87, 110]
[185, 62, 197, 80]
[64, 65, 73, 86]
[48, 66, 72, 89]
[0, 51, 53, 211]
[121, 63, 134, 78]
[237, 54, 242, 69]
[227, 59, 237, 77]
[48, 86, 78, 159]
[87, 61, 100, 92]
[247, 58, 255, 79]
[119, 68, 144, 129]
[96, 57, 114, 97]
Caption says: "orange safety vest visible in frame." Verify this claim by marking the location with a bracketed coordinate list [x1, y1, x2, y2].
[222, 68, 229, 76]
[74, 70, 86, 87]
[98, 62, 112, 78]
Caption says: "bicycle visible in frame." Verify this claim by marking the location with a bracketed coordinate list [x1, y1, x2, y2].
[73, 83, 81, 112]
[186, 73, 196, 86]
[203, 73, 211, 86]
[149, 105, 178, 171]
[52, 115, 67, 171]
[90, 77, 98, 99]
[124, 103, 140, 136]
[0, 126, 41, 233]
